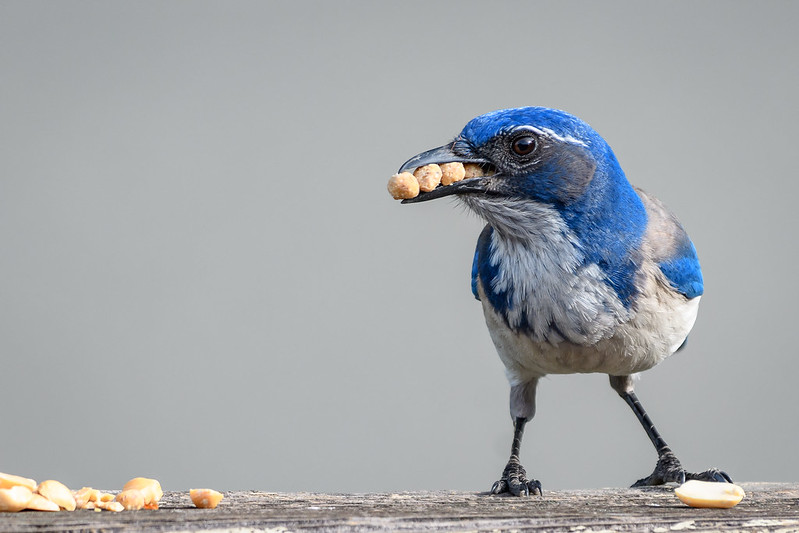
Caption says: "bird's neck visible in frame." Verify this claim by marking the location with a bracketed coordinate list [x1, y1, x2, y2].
[461, 196, 576, 243]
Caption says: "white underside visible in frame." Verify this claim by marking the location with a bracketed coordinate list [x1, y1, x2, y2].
[478, 274, 700, 384]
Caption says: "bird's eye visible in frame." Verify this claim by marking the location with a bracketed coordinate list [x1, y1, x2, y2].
[511, 135, 537, 156]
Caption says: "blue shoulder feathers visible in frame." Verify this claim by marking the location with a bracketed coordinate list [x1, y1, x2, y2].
[634, 188, 704, 300]
[471, 225, 492, 301]
[658, 238, 704, 299]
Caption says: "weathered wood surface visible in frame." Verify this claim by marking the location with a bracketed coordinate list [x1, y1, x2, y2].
[1, 483, 797, 532]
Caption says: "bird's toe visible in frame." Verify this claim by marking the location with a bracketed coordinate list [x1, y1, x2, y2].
[490, 479, 508, 495]
[512, 483, 528, 497]
[490, 461, 542, 497]
[527, 479, 543, 496]
[633, 449, 733, 487]
[686, 468, 733, 484]
[631, 449, 686, 487]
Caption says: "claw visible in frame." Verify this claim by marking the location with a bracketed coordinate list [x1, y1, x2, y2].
[632, 449, 686, 487]
[686, 468, 733, 484]
[490, 460, 542, 497]
[490, 480, 507, 494]
[634, 450, 734, 487]
[508, 472, 527, 496]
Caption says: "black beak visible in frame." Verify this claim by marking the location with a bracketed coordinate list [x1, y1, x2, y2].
[397, 142, 492, 204]
[398, 143, 486, 173]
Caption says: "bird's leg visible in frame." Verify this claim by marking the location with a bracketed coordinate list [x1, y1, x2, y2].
[490, 379, 542, 496]
[609, 375, 732, 487]
[490, 417, 542, 496]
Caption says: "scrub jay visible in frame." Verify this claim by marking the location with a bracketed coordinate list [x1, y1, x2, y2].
[397, 107, 731, 496]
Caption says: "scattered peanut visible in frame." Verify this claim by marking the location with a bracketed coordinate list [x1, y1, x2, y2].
[74, 486, 140, 511]
[0, 472, 37, 492]
[0, 486, 33, 513]
[674, 480, 745, 508]
[190, 488, 224, 509]
[413, 164, 443, 192]
[37, 479, 76, 511]
[116, 489, 145, 511]
[463, 163, 487, 178]
[387, 172, 420, 200]
[26, 493, 60, 512]
[439, 162, 466, 186]
[122, 477, 163, 508]
[96, 500, 124, 512]
[73, 487, 96, 509]
[0, 473, 236, 513]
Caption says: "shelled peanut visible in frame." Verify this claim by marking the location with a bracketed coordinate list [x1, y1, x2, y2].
[0, 486, 34, 512]
[387, 172, 419, 200]
[37, 480, 76, 511]
[0, 471, 225, 513]
[674, 480, 745, 508]
[0, 472, 37, 491]
[115, 489, 145, 511]
[26, 493, 60, 512]
[387, 162, 487, 200]
[73, 487, 118, 510]
[0, 472, 164, 513]
[190, 488, 224, 509]
[413, 164, 443, 192]
[440, 162, 466, 185]
[121, 477, 163, 510]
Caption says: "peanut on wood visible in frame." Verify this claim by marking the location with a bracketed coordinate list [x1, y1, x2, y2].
[190, 488, 224, 509]
[674, 480, 745, 509]
[0, 486, 33, 513]
[37, 480, 76, 511]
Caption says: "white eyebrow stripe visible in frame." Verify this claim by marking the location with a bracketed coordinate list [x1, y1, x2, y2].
[518, 126, 588, 147]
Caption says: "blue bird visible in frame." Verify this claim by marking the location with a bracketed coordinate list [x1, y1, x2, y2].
[397, 107, 731, 496]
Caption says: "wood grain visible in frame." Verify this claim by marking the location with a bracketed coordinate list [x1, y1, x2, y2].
[0, 483, 797, 532]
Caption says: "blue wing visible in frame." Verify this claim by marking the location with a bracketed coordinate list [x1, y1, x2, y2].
[658, 237, 704, 299]
[635, 188, 703, 299]
[471, 249, 480, 300]
[471, 225, 493, 301]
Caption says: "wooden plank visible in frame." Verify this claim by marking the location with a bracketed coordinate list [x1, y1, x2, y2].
[0, 483, 797, 532]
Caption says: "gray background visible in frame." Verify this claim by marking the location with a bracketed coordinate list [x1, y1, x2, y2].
[1, 1, 797, 492]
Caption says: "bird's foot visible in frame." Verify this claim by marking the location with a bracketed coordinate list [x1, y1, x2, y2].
[490, 458, 542, 496]
[686, 469, 733, 483]
[632, 448, 732, 487]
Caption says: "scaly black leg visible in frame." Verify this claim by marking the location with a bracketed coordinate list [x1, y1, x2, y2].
[610, 375, 732, 487]
[489, 417, 542, 496]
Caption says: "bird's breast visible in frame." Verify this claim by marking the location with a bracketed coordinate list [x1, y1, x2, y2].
[470, 200, 631, 346]
[475, 259, 700, 380]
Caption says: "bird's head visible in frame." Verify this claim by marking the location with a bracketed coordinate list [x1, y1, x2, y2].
[398, 107, 649, 307]
[399, 107, 616, 209]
